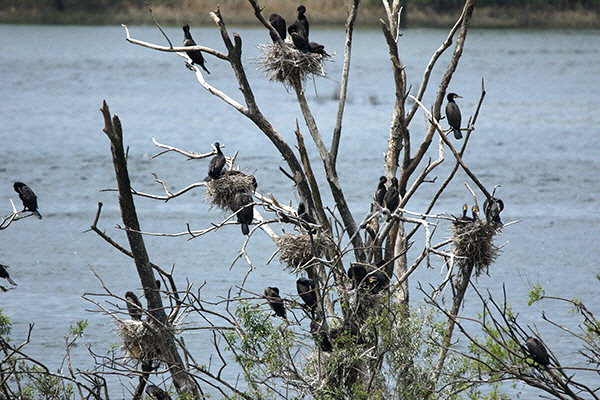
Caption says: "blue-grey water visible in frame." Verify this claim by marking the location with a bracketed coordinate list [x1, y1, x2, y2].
[1, 24, 599, 398]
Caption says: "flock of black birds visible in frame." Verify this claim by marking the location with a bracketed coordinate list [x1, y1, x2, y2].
[180, 5, 328, 76]
[269, 5, 328, 55]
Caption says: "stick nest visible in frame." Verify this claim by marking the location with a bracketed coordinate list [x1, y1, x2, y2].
[116, 319, 162, 363]
[276, 233, 332, 271]
[256, 43, 329, 87]
[451, 220, 502, 276]
[205, 171, 256, 211]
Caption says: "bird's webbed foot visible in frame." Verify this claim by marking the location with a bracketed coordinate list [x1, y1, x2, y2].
[185, 61, 195, 71]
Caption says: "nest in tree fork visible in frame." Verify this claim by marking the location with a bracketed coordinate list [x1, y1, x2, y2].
[256, 43, 329, 87]
[116, 319, 162, 363]
[276, 233, 331, 271]
[205, 170, 256, 211]
[451, 219, 501, 276]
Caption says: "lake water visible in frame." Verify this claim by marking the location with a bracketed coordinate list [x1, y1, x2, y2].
[0, 24, 599, 398]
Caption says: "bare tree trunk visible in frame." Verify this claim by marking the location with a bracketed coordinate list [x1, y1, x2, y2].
[100, 101, 199, 398]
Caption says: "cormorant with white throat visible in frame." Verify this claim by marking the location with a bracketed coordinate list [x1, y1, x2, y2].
[445, 92, 462, 139]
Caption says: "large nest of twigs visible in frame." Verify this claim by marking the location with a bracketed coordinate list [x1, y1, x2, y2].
[256, 43, 329, 87]
[276, 233, 331, 271]
[451, 219, 501, 276]
[205, 171, 256, 211]
[116, 320, 161, 362]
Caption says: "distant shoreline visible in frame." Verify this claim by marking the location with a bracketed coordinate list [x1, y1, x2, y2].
[1, 3, 599, 28]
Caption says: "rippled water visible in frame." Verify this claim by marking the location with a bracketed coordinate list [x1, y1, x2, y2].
[1, 24, 599, 397]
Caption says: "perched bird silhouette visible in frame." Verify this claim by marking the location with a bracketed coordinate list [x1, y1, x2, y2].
[383, 177, 399, 213]
[288, 6, 309, 40]
[296, 277, 317, 311]
[204, 142, 226, 181]
[264, 287, 286, 319]
[347, 264, 368, 290]
[296, 5, 309, 39]
[445, 92, 462, 139]
[366, 269, 390, 294]
[268, 13, 287, 43]
[483, 197, 504, 226]
[232, 190, 253, 235]
[146, 384, 172, 400]
[13, 182, 42, 219]
[297, 202, 317, 232]
[182, 24, 210, 74]
[125, 291, 143, 321]
[310, 320, 333, 352]
[0, 264, 17, 286]
[290, 31, 309, 52]
[525, 337, 550, 367]
[374, 176, 387, 207]
[307, 41, 328, 56]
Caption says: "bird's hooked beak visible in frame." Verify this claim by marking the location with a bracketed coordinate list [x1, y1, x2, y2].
[455, 94, 463, 99]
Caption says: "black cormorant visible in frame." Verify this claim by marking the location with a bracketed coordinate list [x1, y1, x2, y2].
[383, 177, 399, 213]
[233, 190, 253, 235]
[264, 287, 286, 319]
[375, 176, 387, 207]
[471, 204, 480, 221]
[182, 24, 210, 74]
[0, 264, 17, 286]
[310, 320, 333, 352]
[13, 182, 42, 219]
[366, 269, 390, 294]
[296, 5, 309, 39]
[445, 92, 462, 139]
[307, 41, 328, 56]
[483, 197, 504, 226]
[525, 337, 550, 367]
[296, 277, 317, 310]
[347, 264, 368, 290]
[290, 31, 309, 52]
[204, 142, 226, 181]
[297, 202, 316, 230]
[268, 13, 287, 42]
[453, 203, 474, 225]
[125, 291, 143, 321]
[146, 384, 172, 400]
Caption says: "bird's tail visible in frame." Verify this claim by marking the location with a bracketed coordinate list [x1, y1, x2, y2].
[241, 223, 250, 235]
[202, 64, 211, 74]
[33, 210, 42, 220]
[6, 277, 17, 286]
[453, 128, 463, 139]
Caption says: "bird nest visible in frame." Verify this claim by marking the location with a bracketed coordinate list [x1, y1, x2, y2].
[116, 319, 161, 363]
[256, 43, 329, 87]
[451, 220, 502, 276]
[205, 171, 256, 211]
[276, 233, 331, 271]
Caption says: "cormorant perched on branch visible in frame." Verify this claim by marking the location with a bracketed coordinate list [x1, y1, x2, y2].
[204, 142, 226, 181]
[125, 291, 143, 321]
[525, 337, 550, 367]
[13, 182, 42, 219]
[233, 190, 253, 235]
[375, 176, 387, 207]
[383, 177, 399, 213]
[0, 264, 17, 286]
[483, 197, 504, 225]
[146, 384, 172, 400]
[297, 202, 316, 230]
[264, 287, 286, 319]
[445, 92, 462, 139]
[268, 13, 287, 42]
[182, 24, 210, 74]
[296, 277, 317, 311]
[310, 320, 333, 352]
